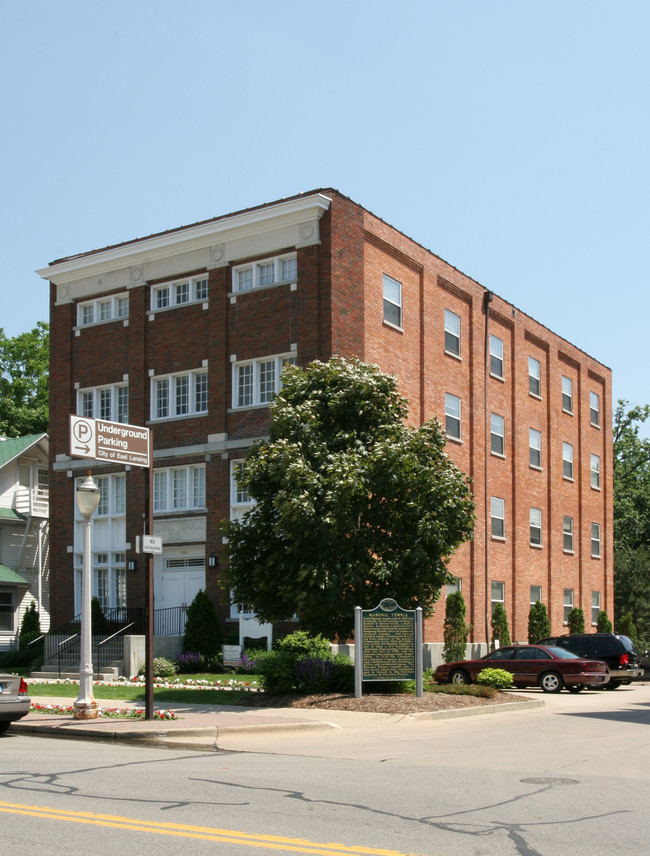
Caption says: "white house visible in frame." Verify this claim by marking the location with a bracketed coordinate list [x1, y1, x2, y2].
[0, 434, 49, 650]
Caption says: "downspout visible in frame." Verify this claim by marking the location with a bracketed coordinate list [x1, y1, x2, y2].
[484, 290, 493, 648]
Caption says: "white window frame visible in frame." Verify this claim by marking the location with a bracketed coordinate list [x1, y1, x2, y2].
[489, 334, 504, 379]
[590, 392, 600, 427]
[491, 581, 505, 616]
[592, 591, 601, 625]
[151, 369, 208, 420]
[74, 551, 127, 612]
[232, 253, 297, 294]
[529, 428, 542, 469]
[232, 353, 296, 409]
[150, 275, 209, 311]
[528, 356, 541, 397]
[591, 523, 601, 558]
[0, 591, 15, 633]
[445, 576, 462, 597]
[77, 383, 129, 423]
[383, 274, 402, 328]
[563, 588, 574, 623]
[563, 515, 574, 553]
[444, 309, 461, 357]
[562, 442, 574, 480]
[153, 465, 206, 513]
[490, 413, 505, 456]
[530, 585, 542, 606]
[530, 507, 542, 546]
[562, 375, 573, 414]
[445, 393, 461, 441]
[77, 292, 129, 327]
[590, 454, 601, 490]
[491, 496, 505, 539]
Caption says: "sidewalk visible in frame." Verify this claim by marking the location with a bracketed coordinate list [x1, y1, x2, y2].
[11, 693, 543, 751]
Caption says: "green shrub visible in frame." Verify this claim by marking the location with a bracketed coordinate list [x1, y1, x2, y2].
[91, 597, 108, 635]
[567, 607, 585, 634]
[139, 656, 178, 679]
[253, 632, 348, 694]
[528, 600, 550, 643]
[183, 590, 223, 657]
[597, 610, 613, 633]
[276, 630, 331, 659]
[616, 611, 639, 647]
[443, 590, 472, 663]
[295, 654, 354, 694]
[476, 668, 513, 689]
[491, 603, 511, 649]
[254, 650, 297, 693]
[19, 601, 41, 649]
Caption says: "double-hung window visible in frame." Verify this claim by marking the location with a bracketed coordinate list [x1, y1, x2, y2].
[489, 334, 504, 379]
[383, 274, 402, 327]
[530, 585, 542, 606]
[591, 523, 601, 557]
[529, 428, 542, 468]
[151, 369, 208, 420]
[445, 393, 461, 440]
[491, 581, 505, 616]
[77, 292, 129, 326]
[232, 254, 297, 293]
[530, 507, 542, 546]
[528, 357, 541, 397]
[444, 309, 461, 356]
[590, 392, 600, 427]
[491, 497, 505, 539]
[490, 413, 505, 455]
[590, 454, 601, 489]
[564, 589, 574, 623]
[562, 442, 574, 480]
[562, 376, 573, 413]
[232, 354, 296, 408]
[150, 275, 209, 310]
[592, 591, 601, 625]
[77, 383, 129, 423]
[563, 516, 574, 552]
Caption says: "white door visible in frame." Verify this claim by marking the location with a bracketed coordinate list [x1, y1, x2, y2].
[154, 554, 206, 610]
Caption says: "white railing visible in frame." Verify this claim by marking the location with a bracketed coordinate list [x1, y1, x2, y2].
[14, 486, 49, 518]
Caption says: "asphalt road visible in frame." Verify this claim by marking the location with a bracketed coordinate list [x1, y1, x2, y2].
[1, 683, 649, 856]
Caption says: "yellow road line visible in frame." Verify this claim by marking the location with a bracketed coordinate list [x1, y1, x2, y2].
[0, 800, 427, 856]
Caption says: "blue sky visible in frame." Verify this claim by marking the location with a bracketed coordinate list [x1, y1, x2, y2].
[2, 1, 648, 413]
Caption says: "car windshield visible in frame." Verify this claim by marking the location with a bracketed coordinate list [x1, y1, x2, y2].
[545, 646, 580, 659]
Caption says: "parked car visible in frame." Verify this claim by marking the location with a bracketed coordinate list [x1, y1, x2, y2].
[536, 634, 643, 689]
[434, 644, 610, 693]
[0, 673, 30, 734]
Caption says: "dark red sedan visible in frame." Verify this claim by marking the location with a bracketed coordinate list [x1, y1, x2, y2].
[434, 644, 610, 693]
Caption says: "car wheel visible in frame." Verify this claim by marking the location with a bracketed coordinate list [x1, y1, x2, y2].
[0, 721, 11, 735]
[606, 680, 622, 690]
[539, 671, 564, 693]
[567, 684, 584, 693]
[449, 669, 470, 685]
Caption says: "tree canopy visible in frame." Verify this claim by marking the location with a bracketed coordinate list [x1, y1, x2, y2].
[0, 322, 49, 437]
[223, 357, 476, 639]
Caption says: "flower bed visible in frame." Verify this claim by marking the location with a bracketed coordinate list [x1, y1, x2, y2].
[30, 702, 177, 720]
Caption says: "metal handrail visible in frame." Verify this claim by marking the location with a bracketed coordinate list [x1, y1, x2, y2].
[58, 633, 80, 677]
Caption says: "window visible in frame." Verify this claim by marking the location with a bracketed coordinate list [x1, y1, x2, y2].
[530, 585, 542, 606]
[564, 588, 574, 623]
[591, 523, 601, 558]
[529, 428, 542, 469]
[74, 552, 126, 612]
[383, 274, 402, 327]
[491, 581, 505, 616]
[592, 591, 601, 625]
[232, 254, 297, 293]
[489, 334, 504, 378]
[446, 576, 461, 597]
[77, 383, 129, 423]
[445, 393, 461, 440]
[153, 465, 206, 512]
[151, 369, 208, 420]
[87, 474, 125, 517]
[232, 354, 296, 408]
[562, 376, 573, 413]
[529, 357, 541, 397]
[590, 391, 600, 427]
[530, 507, 542, 546]
[77, 293, 129, 326]
[0, 591, 14, 632]
[150, 275, 209, 310]
[231, 461, 251, 506]
[444, 309, 461, 356]
[562, 442, 574, 480]
[591, 454, 600, 490]
[491, 497, 505, 539]
[563, 516, 574, 552]
[490, 413, 505, 455]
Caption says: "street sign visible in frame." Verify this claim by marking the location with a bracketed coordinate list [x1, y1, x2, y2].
[138, 534, 163, 555]
[70, 415, 150, 468]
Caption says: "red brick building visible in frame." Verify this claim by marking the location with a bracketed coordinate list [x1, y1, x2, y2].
[38, 189, 613, 653]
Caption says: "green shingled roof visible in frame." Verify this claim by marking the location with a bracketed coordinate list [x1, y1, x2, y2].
[0, 434, 47, 468]
[0, 564, 29, 585]
[0, 508, 24, 521]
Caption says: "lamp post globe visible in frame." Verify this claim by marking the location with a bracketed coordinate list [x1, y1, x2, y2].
[73, 472, 101, 720]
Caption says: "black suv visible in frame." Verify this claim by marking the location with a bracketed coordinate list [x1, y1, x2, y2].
[536, 634, 643, 689]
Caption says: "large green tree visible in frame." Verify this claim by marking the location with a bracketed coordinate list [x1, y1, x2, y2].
[613, 400, 650, 643]
[0, 322, 49, 437]
[224, 358, 476, 639]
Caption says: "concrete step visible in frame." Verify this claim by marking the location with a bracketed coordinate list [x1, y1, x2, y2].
[30, 664, 121, 682]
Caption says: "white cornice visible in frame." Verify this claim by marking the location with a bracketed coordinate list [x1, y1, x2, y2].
[37, 193, 332, 285]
